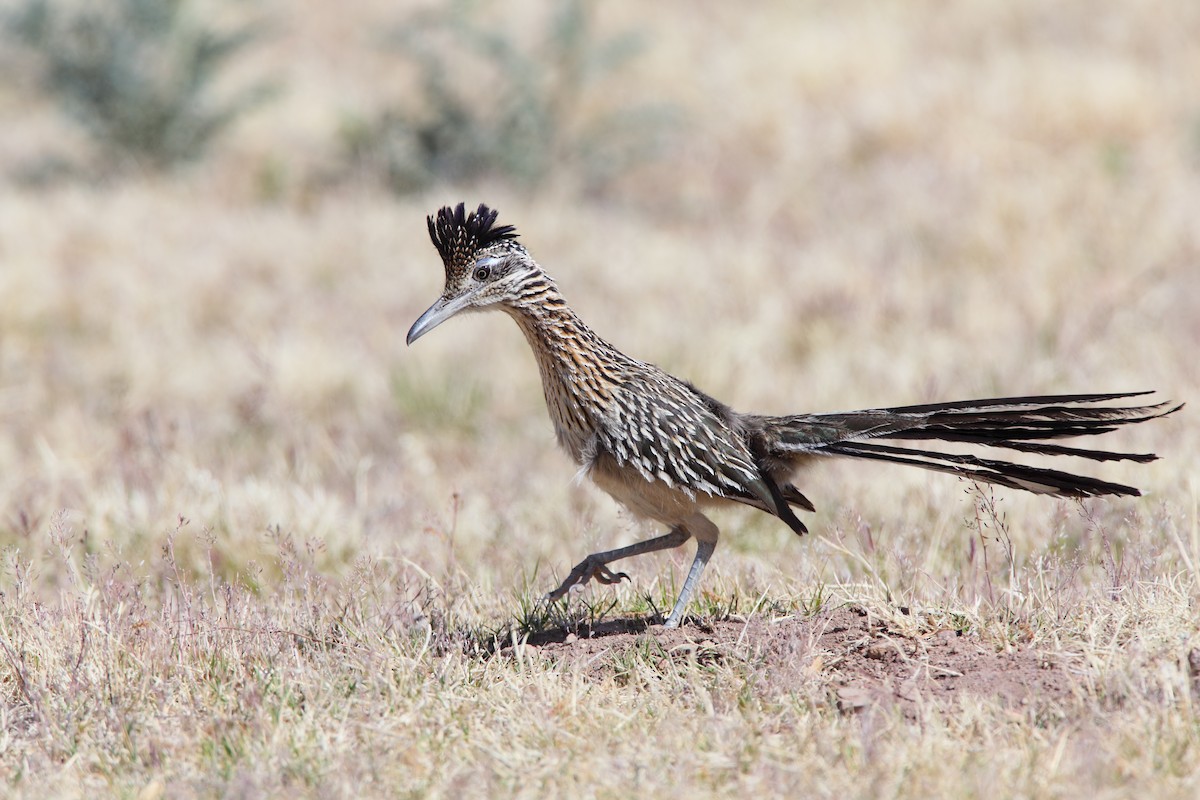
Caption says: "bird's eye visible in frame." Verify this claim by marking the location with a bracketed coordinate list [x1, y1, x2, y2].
[473, 265, 491, 282]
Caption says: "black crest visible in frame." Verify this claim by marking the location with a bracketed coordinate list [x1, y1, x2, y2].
[427, 203, 519, 269]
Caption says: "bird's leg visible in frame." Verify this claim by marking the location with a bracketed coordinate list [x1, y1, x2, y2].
[545, 526, 690, 602]
[663, 514, 720, 629]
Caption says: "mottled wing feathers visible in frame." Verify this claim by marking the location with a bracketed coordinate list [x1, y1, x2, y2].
[594, 373, 806, 528]
[596, 380, 749, 497]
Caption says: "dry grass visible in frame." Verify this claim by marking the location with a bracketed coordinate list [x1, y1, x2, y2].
[1, 0, 1199, 797]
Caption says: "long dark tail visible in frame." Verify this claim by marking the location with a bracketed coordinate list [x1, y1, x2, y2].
[764, 391, 1182, 498]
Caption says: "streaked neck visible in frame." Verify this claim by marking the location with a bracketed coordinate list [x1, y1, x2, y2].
[502, 275, 621, 459]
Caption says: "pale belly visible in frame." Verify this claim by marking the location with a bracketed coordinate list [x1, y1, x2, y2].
[585, 451, 714, 526]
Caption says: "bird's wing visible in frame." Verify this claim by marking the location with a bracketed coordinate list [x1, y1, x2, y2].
[594, 374, 766, 501]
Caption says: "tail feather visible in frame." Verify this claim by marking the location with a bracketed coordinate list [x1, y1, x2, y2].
[823, 441, 1143, 497]
[878, 390, 1156, 414]
[955, 439, 1158, 463]
[763, 392, 1181, 499]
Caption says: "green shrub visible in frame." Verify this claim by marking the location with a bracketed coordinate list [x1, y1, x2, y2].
[5, 0, 275, 170]
[339, 0, 677, 193]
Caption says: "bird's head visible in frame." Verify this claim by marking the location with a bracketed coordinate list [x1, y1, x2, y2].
[406, 203, 543, 345]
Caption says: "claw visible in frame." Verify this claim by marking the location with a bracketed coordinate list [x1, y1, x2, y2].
[592, 564, 629, 586]
[544, 554, 630, 602]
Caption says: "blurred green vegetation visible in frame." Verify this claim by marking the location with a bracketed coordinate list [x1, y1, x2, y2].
[4, 0, 275, 172]
[2, 0, 675, 192]
[338, 0, 677, 194]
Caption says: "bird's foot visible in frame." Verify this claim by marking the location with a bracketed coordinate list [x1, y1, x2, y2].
[544, 555, 629, 602]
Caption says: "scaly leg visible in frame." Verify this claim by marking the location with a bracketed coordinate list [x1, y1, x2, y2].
[545, 526, 690, 602]
[663, 513, 720, 629]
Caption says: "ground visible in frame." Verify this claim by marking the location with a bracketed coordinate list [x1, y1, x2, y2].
[0, 0, 1198, 797]
[504, 605, 1081, 716]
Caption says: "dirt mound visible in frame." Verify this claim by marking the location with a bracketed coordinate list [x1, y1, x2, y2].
[502, 606, 1075, 715]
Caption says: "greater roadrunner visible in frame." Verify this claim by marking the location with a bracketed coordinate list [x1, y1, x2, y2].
[407, 203, 1180, 628]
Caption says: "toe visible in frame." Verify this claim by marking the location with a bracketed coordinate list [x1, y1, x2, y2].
[594, 566, 629, 585]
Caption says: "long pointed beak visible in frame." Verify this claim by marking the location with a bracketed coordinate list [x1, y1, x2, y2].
[406, 294, 472, 346]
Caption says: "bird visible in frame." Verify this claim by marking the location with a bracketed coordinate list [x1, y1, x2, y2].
[406, 202, 1181, 629]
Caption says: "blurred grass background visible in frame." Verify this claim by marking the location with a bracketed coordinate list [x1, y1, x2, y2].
[0, 0, 1198, 793]
[0, 0, 1193, 590]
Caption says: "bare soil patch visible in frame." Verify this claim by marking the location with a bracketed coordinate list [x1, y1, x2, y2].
[500, 606, 1075, 715]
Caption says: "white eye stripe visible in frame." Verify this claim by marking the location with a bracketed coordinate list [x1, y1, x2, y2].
[474, 256, 501, 269]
